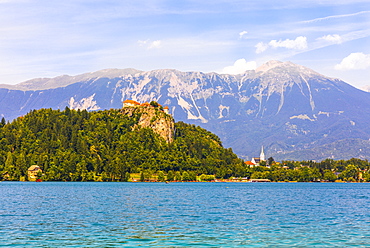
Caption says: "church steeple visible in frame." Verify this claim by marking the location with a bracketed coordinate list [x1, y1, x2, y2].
[260, 146, 265, 161]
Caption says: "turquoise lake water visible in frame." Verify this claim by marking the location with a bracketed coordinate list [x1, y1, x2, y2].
[0, 182, 369, 247]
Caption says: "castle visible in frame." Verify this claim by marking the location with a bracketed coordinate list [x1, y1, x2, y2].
[123, 100, 169, 114]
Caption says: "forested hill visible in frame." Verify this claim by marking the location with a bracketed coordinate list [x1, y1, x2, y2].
[0, 106, 244, 181]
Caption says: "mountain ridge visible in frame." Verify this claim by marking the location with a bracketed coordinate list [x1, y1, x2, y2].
[0, 61, 339, 91]
[0, 68, 143, 91]
[1, 61, 369, 161]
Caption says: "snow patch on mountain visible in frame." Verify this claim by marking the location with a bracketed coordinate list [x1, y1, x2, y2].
[68, 94, 100, 111]
[218, 105, 230, 118]
[177, 95, 192, 110]
[300, 75, 315, 111]
[290, 114, 315, 121]
[318, 111, 330, 117]
[285, 122, 310, 135]
[177, 95, 204, 121]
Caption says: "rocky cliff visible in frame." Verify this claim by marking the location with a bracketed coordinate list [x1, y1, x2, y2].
[121, 106, 174, 143]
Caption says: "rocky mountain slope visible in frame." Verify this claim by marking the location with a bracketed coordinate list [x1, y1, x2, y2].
[1, 60, 370, 161]
[121, 105, 174, 143]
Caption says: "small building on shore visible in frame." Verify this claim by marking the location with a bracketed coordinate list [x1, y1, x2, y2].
[244, 161, 255, 166]
[28, 165, 42, 181]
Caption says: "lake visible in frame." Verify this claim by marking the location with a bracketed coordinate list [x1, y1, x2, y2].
[1, 182, 369, 247]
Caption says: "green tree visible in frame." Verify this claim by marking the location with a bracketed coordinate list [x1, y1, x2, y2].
[338, 164, 359, 181]
[182, 171, 190, 181]
[140, 171, 145, 182]
[363, 172, 370, 182]
[124, 172, 131, 182]
[167, 171, 174, 181]
[199, 174, 215, 181]
[174, 171, 182, 181]
[158, 171, 165, 182]
[150, 101, 159, 107]
[323, 170, 337, 182]
[267, 157, 275, 166]
[0, 117, 5, 127]
[189, 171, 197, 181]
[3, 152, 19, 180]
[16, 153, 28, 177]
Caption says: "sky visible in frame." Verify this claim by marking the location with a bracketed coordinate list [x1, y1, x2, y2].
[1, 0, 370, 88]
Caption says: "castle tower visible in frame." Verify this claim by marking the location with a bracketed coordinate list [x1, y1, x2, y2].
[260, 146, 265, 161]
[164, 106, 169, 114]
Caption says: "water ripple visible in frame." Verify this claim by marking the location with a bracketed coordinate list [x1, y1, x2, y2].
[1, 182, 370, 247]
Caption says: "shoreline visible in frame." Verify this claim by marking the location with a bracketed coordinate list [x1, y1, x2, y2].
[2, 180, 368, 183]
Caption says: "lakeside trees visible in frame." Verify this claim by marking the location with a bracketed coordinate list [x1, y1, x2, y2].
[246, 159, 370, 182]
[0, 108, 243, 181]
[0, 107, 369, 182]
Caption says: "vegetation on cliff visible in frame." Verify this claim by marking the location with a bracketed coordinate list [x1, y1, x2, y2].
[0, 107, 243, 181]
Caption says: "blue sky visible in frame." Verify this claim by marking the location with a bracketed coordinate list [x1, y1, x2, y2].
[1, 0, 370, 88]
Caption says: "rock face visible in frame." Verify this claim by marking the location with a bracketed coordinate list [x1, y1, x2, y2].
[121, 106, 174, 143]
[2, 61, 370, 161]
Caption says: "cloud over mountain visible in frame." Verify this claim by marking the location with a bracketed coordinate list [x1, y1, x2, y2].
[255, 36, 308, 53]
[221, 59, 256, 74]
[335, 52, 370, 70]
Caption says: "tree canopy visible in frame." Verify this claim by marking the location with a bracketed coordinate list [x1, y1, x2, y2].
[0, 107, 243, 181]
[1, 108, 369, 182]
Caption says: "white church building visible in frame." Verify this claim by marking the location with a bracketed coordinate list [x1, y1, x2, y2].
[250, 146, 266, 166]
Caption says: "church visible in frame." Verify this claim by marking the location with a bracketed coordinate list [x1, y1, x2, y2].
[247, 146, 266, 166]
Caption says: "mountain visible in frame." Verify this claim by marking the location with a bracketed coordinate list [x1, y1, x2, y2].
[1, 61, 370, 161]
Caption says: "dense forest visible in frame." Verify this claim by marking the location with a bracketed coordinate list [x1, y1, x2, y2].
[0, 107, 244, 181]
[1, 106, 369, 182]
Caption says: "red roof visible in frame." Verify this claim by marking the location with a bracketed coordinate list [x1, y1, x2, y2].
[123, 100, 140, 105]
[245, 161, 255, 165]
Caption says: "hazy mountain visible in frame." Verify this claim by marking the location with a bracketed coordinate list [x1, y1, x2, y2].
[0, 68, 142, 91]
[1, 60, 370, 161]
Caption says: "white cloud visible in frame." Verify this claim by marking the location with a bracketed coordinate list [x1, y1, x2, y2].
[302, 10, 370, 24]
[255, 36, 307, 53]
[255, 42, 268, 54]
[239, 31, 248, 39]
[221, 59, 257, 75]
[317, 34, 342, 44]
[269, 36, 307, 50]
[148, 40, 162, 49]
[137, 39, 162, 49]
[137, 39, 149, 46]
[335, 52, 370, 70]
